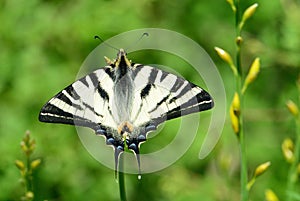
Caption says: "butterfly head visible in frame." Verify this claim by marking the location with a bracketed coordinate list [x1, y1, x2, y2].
[104, 49, 131, 68]
[117, 48, 127, 58]
[115, 49, 131, 68]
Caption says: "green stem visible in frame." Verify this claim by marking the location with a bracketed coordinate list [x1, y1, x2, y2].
[25, 154, 32, 193]
[118, 156, 127, 201]
[235, 0, 248, 200]
[235, 0, 240, 27]
[235, 61, 248, 201]
[286, 109, 300, 201]
[239, 119, 248, 201]
[235, 0, 242, 76]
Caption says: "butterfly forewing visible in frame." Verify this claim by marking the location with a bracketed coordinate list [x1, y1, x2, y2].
[39, 68, 117, 130]
[131, 65, 213, 127]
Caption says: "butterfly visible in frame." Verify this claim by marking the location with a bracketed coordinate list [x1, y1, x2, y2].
[39, 48, 214, 176]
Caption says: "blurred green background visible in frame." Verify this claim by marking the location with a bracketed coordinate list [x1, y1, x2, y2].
[1, 0, 300, 200]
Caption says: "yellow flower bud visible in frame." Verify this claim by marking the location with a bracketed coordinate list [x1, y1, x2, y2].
[286, 100, 299, 117]
[239, 3, 259, 30]
[29, 139, 36, 152]
[214, 47, 233, 65]
[15, 160, 25, 171]
[242, 58, 260, 94]
[23, 130, 31, 143]
[236, 36, 243, 46]
[254, 161, 271, 178]
[242, 3, 258, 22]
[230, 93, 240, 134]
[246, 57, 261, 83]
[232, 93, 240, 113]
[226, 0, 236, 12]
[265, 189, 279, 201]
[20, 141, 28, 152]
[247, 161, 271, 190]
[31, 159, 41, 169]
[25, 191, 34, 199]
[230, 109, 239, 134]
[214, 47, 238, 76]
[282, 138, 294, 163]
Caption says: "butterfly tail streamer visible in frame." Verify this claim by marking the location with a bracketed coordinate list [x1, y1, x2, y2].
[136, 153, 142, 180]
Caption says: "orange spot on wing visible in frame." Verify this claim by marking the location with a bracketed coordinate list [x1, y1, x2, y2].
[117, 121, 134, 135]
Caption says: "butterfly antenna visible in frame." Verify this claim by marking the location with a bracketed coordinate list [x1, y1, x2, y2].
[94, 35, 119, 51]
[126, 32, 149, 52]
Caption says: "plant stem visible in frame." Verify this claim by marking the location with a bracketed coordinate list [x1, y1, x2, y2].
[118, 155, 127, 201]
[235, 0, 242, 75]
[235, 0, 248, 200]
[235, 60, 248, 201]
[239, 120, 248, 201]
[26, 155, 32, 192]
[286, 96, 300, 201]
[235, 0, 240, 28]
[236, 48, 248, 201]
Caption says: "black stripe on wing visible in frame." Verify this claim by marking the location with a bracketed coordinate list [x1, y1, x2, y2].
[165, 87, 213, 120]
[157, 85, 213, 125]
[39, 103, 99, 129]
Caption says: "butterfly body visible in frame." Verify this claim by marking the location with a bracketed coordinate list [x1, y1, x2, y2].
[39, 49, 214, 174]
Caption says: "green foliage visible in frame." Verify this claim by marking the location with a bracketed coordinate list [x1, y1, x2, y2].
[1, 0, 300, 200]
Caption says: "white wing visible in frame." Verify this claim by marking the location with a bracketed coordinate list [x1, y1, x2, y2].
[130, 64, 213, 128]
[39, 68, 118, 132]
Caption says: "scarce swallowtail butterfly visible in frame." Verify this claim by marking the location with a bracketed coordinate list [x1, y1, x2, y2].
[39, 48, 214, 176]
